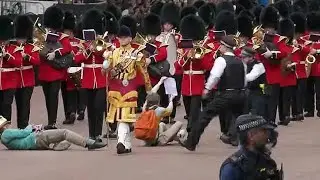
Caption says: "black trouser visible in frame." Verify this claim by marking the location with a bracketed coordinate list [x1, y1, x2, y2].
[188, 90, 245, 146]
[15, 87, 34, 129]
[183, 95, 202, 132]
[247, 89, 268, 120]
[266, 84, 280, 123]
[292, 78, 307, 116]
[278, 86, 295, 121]
[77, 88, 86, 113]
[86, 88, 106, 138]
[137, 85, 147, 109]
[61, 81, 68, 118]
[172, 74, 182, 116]
[42, 80, 61, 125]
[305, 76, 320, 114]
[0, 89, 16, 122]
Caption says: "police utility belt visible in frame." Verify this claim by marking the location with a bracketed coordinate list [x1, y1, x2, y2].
[0, 65, 33, 72]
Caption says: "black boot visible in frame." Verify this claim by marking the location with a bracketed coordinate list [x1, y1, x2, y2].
[304, 112, 314, 117]
[44, 124, 58, 130]
[77, 111, 85, 121]
[63, 113, 76, 124]
[116, 143, 131, 154]
[87, 140, 107, 150]
[278, 116, 290, 126]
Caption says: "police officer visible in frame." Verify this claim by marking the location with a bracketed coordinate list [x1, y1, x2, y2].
[219, 114, 283, 180]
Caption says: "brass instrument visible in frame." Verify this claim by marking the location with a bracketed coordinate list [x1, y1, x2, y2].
[252, 25, 265, 50]
[234, 32, 241, 48]
[181, 40, 212, 67]
[33, 17, 46, 49]
[306, 54, 316, 77]
[92, 37, 110, 52]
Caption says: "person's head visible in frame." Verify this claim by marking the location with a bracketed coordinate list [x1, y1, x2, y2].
[241, 47, 256, 63]
[14, 15, 33, 42]
[160, 3, 180, 32]
[82, 8, 105, 36]
[62, 11, 76, 38]
[119, 15, 137, 39]
[117, 25, 132, 46]
[143, 93, 160, 110]
[219, 35, 236, 54]
[236, 114, 277, 152]
[180, 14, 206, 42]
[0, 116, 11, 134]
[143, 13, 161, 42]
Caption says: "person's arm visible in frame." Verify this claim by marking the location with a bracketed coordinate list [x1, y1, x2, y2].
[205, 57, 226, 90]
[246, 63, 265, 82]
[220, 163, 242, 180]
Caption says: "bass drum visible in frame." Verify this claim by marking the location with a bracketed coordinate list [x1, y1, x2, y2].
[67, 67, 82, 88]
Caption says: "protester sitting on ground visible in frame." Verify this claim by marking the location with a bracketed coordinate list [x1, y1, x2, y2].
[0, 116, 107, 151]
[134, 76, 187, 146]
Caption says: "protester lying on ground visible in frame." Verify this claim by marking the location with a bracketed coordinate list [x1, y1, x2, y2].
[134, 76, 187, 146]
[0, 116, 107, 151]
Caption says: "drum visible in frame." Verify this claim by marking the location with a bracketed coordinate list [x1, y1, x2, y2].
[67, 67, 82, 88]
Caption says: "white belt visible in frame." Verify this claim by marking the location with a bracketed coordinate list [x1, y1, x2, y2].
[183, 70, 204, 75]
[0, 68, 17, 72]
[300, 61, 306, 65]
[83, 64, 103, 68]
[18, 65, 33, 70]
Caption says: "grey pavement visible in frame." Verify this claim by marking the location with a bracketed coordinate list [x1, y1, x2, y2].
[1, 87, 320, 180]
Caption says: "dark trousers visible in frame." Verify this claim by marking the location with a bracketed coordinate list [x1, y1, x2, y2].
[172, 74, 182, 118]
[247, 89, 268, 119]
[305, 76, 320, 114]
[86, 88, 106, 138]
[266, 84, 280, 123]
[61, 82, 87, 117]
[188, 90, 245, 146]
[278, 86, 295, 121]
[292, 78, 307, 116]
[0, 89, 15, 122]
[42, 80, 61, 125]
[15, 87, 34, 129]
[183, 95, 202, 132]
[77, 88, 86, 113]
[61, 81, 68, 118]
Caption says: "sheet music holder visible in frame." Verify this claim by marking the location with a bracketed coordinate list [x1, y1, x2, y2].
[82, 29, 96, 41]
[214, 30, 226, 41]
[46, 33, 60, 43]
[309, 34, 320, 42]
[178, 39, 193, 48]
[145, 42, 157, 55]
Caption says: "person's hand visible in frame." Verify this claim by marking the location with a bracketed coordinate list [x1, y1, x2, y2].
[160, 76, 168, 83]
[103, 50, 112, 60]
[262, 48, 272, 58]
[202, 89, 210, 99]
[102, 60, 110, 70]
[46, 52, 55, 61]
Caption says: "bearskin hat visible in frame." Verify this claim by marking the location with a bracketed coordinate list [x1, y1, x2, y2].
[293, 0, 308, 13]
[207, 2, 216, 13]
[309, 0, 320, 12]
[105, 3, 121, 20]
[63, 11, 76, 31]
[143, 14, 161, 36]
[193, 0, 206, 9]
[216, 1, 234, 14]
[103, 11, 119, 35]
[215, 10, 238, 35]
[119, 15, 137, 38]
[273, 0, 291, 18]
[180, 6, 198, 19]
[237, 10, 253, 38]
[0, 16, 14, 40]
[14, 15, 33, 39]
[150, 1, 164, 15]
[253, 5, 263, 26]
[278, 18, 295, 38]
[235, 4, 245, 15]
[82, 9, 105, 35]
[290, 12, 306, 34]
[198, 3, 215, 27]
[180, 14, 205, 41]
[307, 12, 320, 32]
[260, 6, 279, 29]
[237, 0, 254, 10]
[43, 6, 64, 30]
[160, 3, 180, 28]
[74, 21, 83, 39]
[118, 25, 132, 37]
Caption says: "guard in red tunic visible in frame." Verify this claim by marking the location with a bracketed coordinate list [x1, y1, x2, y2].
[73, 9, 107, 141]
[13, 15, 41, 129]
[235, 10, 254, 57]
[0, 16, 22, 122]
[176, 15, 213, 132]
[38, 6, 72, 129]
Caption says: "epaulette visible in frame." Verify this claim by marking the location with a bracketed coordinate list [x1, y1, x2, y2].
[13, 46, 23, 53]
[292, 46, 300, 54]
[59, 33, 69, 40]
[277, 36, 288, 43]
[32, 45, 41, 53]
[207, 43, 215, 50]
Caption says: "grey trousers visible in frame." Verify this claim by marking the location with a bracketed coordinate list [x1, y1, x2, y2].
[35, 129, 87, 150]
[158, 121, 183, 146]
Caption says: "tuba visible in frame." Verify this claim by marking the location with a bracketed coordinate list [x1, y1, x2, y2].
[33, 17, 46, 49]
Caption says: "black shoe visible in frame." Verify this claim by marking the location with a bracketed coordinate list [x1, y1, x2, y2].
[230, 139, 239, 147]
[77, 111, 85, 121]
[278, 117, 290, 126]
[87, 140, 107, 150]
[184, 115, 188, 120]
[179, 137, 196, 151]
[63, 113, 76, 124]
[220, 134, 231, 145]
[116, 143, 132, 154]
[44, 124, 58, 130]
[317, 111, 320, 118]
[294, 114, 304, 121]
[304, 112, 314, 117]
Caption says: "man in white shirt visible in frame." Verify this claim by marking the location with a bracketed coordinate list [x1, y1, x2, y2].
[181, 35, 246, 151]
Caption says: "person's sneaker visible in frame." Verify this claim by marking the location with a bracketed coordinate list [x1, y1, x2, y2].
[116, 143, 131, 154]
[63, 113, 76, 124]
[87, 140, 107, 150]
[77, 111, 85, 121]
[44, 124, 58, 130]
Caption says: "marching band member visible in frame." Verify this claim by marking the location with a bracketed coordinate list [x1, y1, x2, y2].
[62, 11, 86, 124]
[235, 10, 254, 56]
[14, 15, 40, 129]
[38, 6, 72, 129]
[74, 9, 107, 140]
[198, 3, 215, 31]
[102, 25, 152, 154]
[105, 3, 122, 21]
[0, 16, 22, 123]
[176, 14, 213, 133]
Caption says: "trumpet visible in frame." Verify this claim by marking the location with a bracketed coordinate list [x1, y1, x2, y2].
[234, 32, 241, 48]
[306, 54, 316, 64]
[91, 37, 110, 52]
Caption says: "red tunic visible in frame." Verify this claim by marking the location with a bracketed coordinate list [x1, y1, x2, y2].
[149, 40, 168, 85]
[38, 33, 72, 82]
[301, 33, 320, 77]
[280, 46, 298, 87]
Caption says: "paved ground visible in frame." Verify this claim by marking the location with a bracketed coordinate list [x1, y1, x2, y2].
[1, 87, 320, 180]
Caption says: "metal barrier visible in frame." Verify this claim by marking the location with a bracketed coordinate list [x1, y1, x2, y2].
[0, 0, 45, 15]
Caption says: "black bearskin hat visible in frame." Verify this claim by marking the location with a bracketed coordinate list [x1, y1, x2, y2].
[103, 11, 119, 35]
[150, 1, 164, 16]
[118, 25, 132, 37]
[260, 6, 279, 29]
[14, 15, 33, 39]
[235, 4, 245, 15]
[63, 11, 76, 31]
[180, 14, 205, 41]
[207, 2, 216, 13]
[119, 15, 137, 38]
[290, 12, 306, 34]
[160, 3, 180, 28]
[0, 16, 14, 40]
[215, 10, 238, 35]
[253, 5, 263, 26]
[82, 9, 105, 35]
[273, 0, 291, 18]
[143, 14, 161, 36]
[307, 12, 320, 32]
[293, 0, 308, 13]
[44, 6, 64, 30]
[278, 18, 295, 38]
[180, 6, 198, 19]
[74, 21, 83, 39]
[193, 0, 206, 9]
[237, 10, 253, 38]
[216, 1, 234, 14]
[308, 0, 320, 12]
[105, 3, 121, 20]
[237, 0, 254, 10]
[198, 3, 215, 27]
